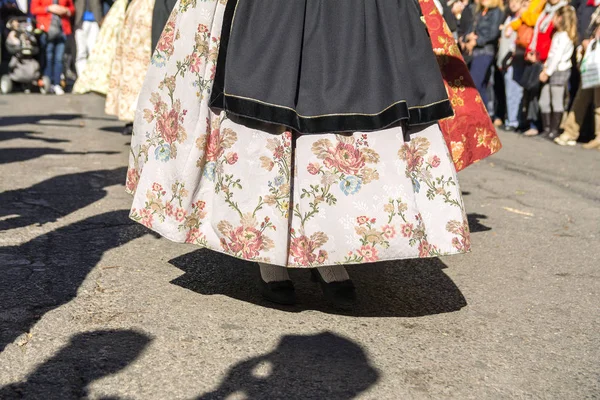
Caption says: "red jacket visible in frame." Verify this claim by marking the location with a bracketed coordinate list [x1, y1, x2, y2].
[527, 16, 556, 62]
[30, 0, 75, 36]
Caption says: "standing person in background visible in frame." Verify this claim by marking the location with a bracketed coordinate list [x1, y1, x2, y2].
[569, 0, 598, 102]
[72, 0, 126, 95]
[555, 5, 600, 149]
[74, 0, 102, 78]
[498, 0, 526, 131]
[31, 0, 74, 95]
[537, 5, 577, 139]
[523, 0, 568, 136]
[434, 0, 459, 36]
[458, 0, 478, 65]
[464, 0, 504, 112]
[104, 0, 154, 135]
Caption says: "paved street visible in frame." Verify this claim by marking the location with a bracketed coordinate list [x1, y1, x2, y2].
[0, 94, 598, 399]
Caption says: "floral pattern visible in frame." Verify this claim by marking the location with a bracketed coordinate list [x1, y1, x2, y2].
[419, 0, 502, 171]
[105, 0, 154, 122]
[127, 0, 471, 268]
[73, 0, 127, 95]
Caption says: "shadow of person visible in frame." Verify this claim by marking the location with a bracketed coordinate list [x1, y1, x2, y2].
[0, 114, 81, 128]
[99, 126, 127, 134]
[467, 213, 492, 233]
[197, 332, 379, 400]
[0, 147, 118, 165]
[0, 329, 151, 400]
[0, 130, 70, 143]
[169, 250, 467, 317]
[0, 211, 152, 352]
[0, 167, 127, 231]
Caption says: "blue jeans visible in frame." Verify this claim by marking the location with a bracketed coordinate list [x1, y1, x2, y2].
[42, 34, 66, 85]
[470, 54, 495, 110]
[504, 66, 524, 128]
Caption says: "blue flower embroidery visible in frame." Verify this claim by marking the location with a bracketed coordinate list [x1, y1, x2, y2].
[411, 178, 421, 193]
[203, 161, 216, 181]
[155, 143, 171, 162]
[340, 175, 362, 196]
[151, 53, 167, 68]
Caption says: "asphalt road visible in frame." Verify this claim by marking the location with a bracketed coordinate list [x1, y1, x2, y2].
[0, 94, 598, 399]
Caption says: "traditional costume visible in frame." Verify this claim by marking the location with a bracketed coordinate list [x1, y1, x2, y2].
[72, 0, 128, 95]
[126, 0, 495, 307]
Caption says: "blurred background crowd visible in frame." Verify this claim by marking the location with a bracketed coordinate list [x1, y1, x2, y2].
[1, 0, 600, 149]
[437, 0, 600, 149]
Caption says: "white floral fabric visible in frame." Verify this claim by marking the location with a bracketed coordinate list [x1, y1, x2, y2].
[72, 0, 127, 95]
[105, 0, 154, 122]
[127, 0, 471, 268]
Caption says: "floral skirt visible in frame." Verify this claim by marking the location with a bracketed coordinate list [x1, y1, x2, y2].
[127, 0, 471, 268]
[73, 0, 127, 95]
[105, 0, 154, 122]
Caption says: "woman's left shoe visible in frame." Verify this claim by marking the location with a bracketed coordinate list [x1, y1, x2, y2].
[260, 278, 296, 305]
[582, 138, 600, 150]
[122, 123, 134, 136]
[548, 112, 563, 140]
[310, 269, 356, 310]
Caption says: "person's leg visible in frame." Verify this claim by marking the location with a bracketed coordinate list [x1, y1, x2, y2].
[557, 86, 593, 144]
[469, 54, 494, 107]
[583, 86, 600, 149]
[258, 263, 295, 305]
[75, 26, 88, 77]
[87, 21, 100, 56]
[493, 66, 506, 124]
[43, 37, 55, 81]
[549, 85, 565, 139]
[52, 35, 66, 86]
[259, 263, 290, 283]
[316, 265, 350, 283]
[504, 66, 524, 129]
[536, 83, 551, 137]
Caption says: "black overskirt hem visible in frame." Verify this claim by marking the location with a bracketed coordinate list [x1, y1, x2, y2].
[210, 93, 454, 134]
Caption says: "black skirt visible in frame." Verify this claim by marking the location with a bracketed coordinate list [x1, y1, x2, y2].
[210, 0, 453, 134]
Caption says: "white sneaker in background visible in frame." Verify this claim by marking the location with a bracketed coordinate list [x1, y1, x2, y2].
[53, 85, 65, 96]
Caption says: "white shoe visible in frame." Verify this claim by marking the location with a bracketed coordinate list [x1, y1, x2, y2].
[554, 135, 576, 146]
[52, 85, 65, 96]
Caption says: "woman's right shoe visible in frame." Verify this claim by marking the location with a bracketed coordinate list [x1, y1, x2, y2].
[523, 128, 539, 136]
[52, 85, 65, 96]
[310, 269, 356, 310]
[260, 278, 296, 305]
[554, 134, 576, 146]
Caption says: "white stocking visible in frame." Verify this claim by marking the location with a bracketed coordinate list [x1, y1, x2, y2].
[259, 263, 291, 283]
[316, 265, 350, 283]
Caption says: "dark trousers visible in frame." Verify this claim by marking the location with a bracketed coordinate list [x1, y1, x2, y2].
[470, 53, 495, 110]
[42, 33, 67, 85]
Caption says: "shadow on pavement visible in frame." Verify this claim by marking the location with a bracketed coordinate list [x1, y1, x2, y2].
[99, 126, 126, 134]
[0, 114, 82, 128]
[0, 130, 70, 144]
[0, 330, 151, 400]
[467, 213, 491, 233]
[197, 332, 379, 400]
[169, 250, 467, 317]
[0, 167, 127, 231]
[0, 211, 152, 353]
[0, 147, 118, 165]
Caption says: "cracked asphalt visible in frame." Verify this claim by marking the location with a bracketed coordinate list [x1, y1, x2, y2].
[0, 94, 598, 399]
